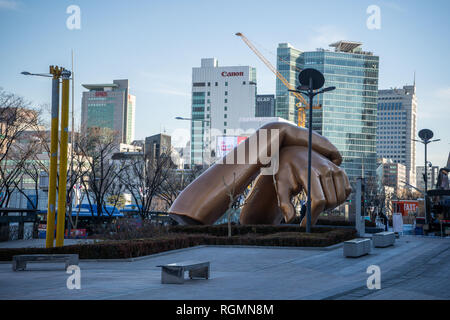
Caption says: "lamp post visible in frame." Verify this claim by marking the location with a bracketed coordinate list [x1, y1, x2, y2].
[21, 66, 63, 248]
[175, 116, 212, 167]
[289, 68, 336, 233]
[413, 129, 440, 225]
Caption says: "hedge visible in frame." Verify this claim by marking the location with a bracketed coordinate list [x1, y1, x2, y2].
[168, 224, 333, 236]
[0, 227, 356, 261]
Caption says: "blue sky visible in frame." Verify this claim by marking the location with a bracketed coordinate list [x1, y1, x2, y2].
[0, 0, 449, 168]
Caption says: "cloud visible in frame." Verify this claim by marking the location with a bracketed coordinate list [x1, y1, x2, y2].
[436, 87, 450, 99]
[0, 0, 19, 10]
[154, 88, 190, 97]
[378, 1, 406, 13]
[304, 25, 348, 51]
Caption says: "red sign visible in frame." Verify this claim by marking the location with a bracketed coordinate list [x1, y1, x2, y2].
[65, 229, 87, 238]
[392, 200, 419, 216]
[95, 91, 107, 97]
[221, 71, 244, 77]
[237, 136, 247, 145]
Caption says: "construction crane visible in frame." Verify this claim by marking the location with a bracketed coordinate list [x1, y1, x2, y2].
[236, 32, 321, 127]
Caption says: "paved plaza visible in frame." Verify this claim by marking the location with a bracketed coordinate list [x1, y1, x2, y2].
[0, 236, 449, 300]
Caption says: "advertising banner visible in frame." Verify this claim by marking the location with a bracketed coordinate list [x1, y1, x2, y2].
[216, 136, 247, 158]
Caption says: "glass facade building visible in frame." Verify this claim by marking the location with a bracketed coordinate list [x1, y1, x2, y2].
[81, 79, 135, 144]
[256, 94, 276, 117]
[276, 41, 379, 182]
[275, 43, 302, 123]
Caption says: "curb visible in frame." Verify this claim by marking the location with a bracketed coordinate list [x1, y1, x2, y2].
[0, 242, 344, 264]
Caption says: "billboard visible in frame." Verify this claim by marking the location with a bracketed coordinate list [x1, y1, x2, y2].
[216, 136, 247, 158]
[392, 200, 419, 216]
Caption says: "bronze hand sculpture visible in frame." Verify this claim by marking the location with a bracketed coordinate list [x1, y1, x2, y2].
[169, 122, 350, 225]
[240, 146, 352, 226]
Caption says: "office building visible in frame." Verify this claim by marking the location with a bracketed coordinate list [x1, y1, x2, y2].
[81, 79, 135, 144]
[276, 41, 379, 181]
[275, 43, 302, 123]
[145, 133, 172, 160]
[377, 85, 417, 187]
[190, 58, 256, 165]
[377, 158, 406, 196]
[416, 165, 439, 192]
[256, 94, 275, 117]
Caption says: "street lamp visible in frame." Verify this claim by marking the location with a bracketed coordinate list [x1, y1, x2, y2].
[21, 66, 65, 248]
[21, 71, 52, 77]
[413, 129, 440, 224]
[289, 68, 336, 233]
[175, 116, 212, 166]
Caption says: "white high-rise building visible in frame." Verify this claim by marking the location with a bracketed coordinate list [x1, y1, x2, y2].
[377, 85, 417, 187]
[190, 58, 256, 166]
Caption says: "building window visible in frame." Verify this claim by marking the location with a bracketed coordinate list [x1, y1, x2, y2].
[193, 82, 205, 87]
[224, 122, 227, 126]
[224, 99, 228, 103]
[208, 82, 210, 87]
[207, 92, 210, 96]
[224, 114, 227, 118]
[224, 106, 227, 111]
[243, 81, 246, 85]
[207, 99, 210, 103]
[225, 82, 228, 86]
[224, 129, 226, 134]
[225, 91, 228, 96]
[215, 82, 218, 86]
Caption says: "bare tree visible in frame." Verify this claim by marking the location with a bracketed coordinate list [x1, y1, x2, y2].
[158, 166, 205, 209]
[119, 151, 172, 220]
[77, 128, 127, 221]
[0, 89, 40, 207]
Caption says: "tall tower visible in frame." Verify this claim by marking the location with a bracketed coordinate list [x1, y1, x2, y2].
[275, 43, 302, 123]
[377, 85, 417, 186]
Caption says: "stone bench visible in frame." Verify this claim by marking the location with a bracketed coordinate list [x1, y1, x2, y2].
[157, 261, 210, 284]
[343, 238, 372, 258]
[12, 254, 79, 271]
[373, 231, 395, 248]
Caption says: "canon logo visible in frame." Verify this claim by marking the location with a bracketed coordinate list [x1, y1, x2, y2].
[221, 71, 244, 77]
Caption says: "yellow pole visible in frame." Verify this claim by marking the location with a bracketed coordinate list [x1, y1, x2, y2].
[45, 66, 62, 248]
[55, 69, 71, 247]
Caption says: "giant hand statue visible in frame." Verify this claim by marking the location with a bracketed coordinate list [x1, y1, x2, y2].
[168, 122, 351, 225]
[239, 145, 352, 226]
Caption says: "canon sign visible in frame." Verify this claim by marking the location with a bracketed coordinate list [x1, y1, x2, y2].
[221, 71, 244, 77]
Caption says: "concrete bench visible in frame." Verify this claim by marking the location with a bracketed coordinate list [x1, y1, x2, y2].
[12, 254, 79, 271]
[373, 231, 395, 248]
[343, 238, 372, 258]
[157, 261, 210, 284]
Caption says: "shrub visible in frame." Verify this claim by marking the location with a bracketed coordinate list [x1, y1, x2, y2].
[0, 227, 356, 261]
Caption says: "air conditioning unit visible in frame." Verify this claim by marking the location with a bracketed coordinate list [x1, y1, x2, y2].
[39, 171, 49, 191]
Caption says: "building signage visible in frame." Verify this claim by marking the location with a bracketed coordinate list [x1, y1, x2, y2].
[221, 71, 244, 77]
[216, 136, 247, 158]
[392, 200, 419, 216]
[95, 91, 107, 97]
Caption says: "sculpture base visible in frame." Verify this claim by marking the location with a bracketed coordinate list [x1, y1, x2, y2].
[169, 213, 204, 225]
